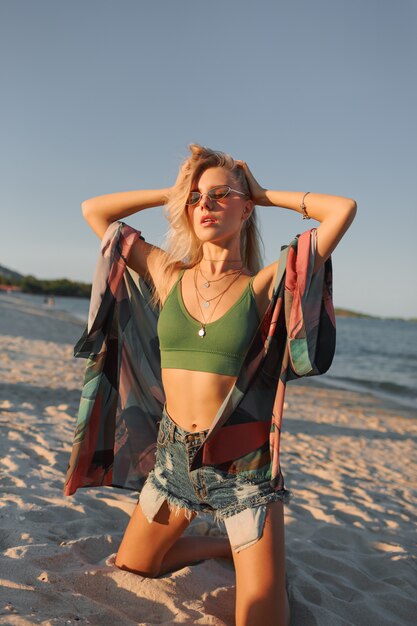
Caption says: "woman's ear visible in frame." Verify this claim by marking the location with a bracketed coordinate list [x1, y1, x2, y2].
[243, 199, 254, 219]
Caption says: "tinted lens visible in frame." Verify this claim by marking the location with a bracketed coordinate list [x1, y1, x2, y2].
[208, 186, 230, 200]
[187, 192, 201, 205]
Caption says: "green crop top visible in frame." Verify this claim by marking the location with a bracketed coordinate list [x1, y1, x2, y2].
[157, 269, 260, 376]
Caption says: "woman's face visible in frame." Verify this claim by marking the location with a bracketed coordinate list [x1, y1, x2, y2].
[187, 167, 252, 245]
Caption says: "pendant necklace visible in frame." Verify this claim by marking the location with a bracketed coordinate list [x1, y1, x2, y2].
[199, 265, 242, 289]
[196, 264, 243, 308]
[193, 266, 244, 338]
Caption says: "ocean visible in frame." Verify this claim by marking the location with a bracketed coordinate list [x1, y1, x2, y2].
[4, 292, 416, 417]
[307, 316, 417, 416]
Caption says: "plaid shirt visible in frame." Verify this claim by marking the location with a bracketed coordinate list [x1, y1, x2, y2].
[64, 221, 335, 497]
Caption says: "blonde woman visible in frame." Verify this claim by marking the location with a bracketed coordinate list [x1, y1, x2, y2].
[79, 144, 356, 626]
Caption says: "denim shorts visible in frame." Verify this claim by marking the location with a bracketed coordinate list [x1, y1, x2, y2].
[139, 405, 290, 552]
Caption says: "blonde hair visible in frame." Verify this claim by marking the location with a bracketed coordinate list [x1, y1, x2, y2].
[153, 143, 264, 306]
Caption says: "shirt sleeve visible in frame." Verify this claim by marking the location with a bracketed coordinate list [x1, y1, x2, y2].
[284, 227, 336, 379]
[65, 221, 163, 497]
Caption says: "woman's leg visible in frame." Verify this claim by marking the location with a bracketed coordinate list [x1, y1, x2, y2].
[115, 500, 232, 578]
[230, 501, 290, 626]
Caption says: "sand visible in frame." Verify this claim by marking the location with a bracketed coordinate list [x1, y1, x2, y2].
[0, 293, 416, 625]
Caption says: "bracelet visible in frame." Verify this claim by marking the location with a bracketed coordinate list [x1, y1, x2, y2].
[301, 192, 311, 220]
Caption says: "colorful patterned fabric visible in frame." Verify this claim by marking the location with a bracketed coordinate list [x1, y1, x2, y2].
[64, 221, 335, 497]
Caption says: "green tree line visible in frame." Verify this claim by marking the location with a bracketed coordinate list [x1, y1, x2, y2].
[0, 274, 91, 298]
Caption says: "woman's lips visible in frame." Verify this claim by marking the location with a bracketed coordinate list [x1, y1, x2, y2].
[200, 217, 217, 227]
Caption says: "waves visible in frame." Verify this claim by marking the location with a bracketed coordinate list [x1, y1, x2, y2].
[321, 374, 417, 412]
[319, 317, 417, 414]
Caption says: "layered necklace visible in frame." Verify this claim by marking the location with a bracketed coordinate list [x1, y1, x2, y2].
[193, 263, 244, 338]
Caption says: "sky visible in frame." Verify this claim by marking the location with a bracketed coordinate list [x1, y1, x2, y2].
[1, 0, 416, 318]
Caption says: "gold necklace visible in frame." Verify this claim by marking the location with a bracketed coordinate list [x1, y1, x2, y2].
[198, 265, 243, 290]
[193, 267, 243, 338]
[195, 273, 243, 308]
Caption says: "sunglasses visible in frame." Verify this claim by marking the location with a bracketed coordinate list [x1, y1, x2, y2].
[186, 185, 247, 206]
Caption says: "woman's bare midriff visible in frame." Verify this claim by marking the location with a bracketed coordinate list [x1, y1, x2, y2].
[161, 368, 238, 432]
[158, 262, 275, 432]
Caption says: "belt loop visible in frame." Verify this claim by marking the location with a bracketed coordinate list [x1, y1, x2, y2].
[168, 417, 175, 443]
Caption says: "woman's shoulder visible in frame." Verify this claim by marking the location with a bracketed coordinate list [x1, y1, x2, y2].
[158, 263, 186, 306]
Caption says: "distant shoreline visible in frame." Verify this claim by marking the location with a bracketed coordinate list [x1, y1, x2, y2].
[334, 308, 417, 322]
[335, 308, 373, 318]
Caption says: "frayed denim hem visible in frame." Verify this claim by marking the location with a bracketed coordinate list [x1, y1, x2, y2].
[139, 471, 213, 524]
[139, 470, 292, 526]
[213, 488, 292, 524]
[138, 472, 293, 553]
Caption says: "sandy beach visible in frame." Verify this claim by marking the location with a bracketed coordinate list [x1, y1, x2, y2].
[0, 293, 416, 626]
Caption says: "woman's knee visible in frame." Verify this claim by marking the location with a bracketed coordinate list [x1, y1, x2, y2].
[114, 499, 193, 578]
[113, 502, 165, 577]
[114, 553, 161, 578]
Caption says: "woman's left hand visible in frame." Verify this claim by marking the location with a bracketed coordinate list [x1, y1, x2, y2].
[235, 160, 269, 205]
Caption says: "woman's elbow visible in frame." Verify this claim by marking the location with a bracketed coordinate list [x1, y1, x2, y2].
[346, 198, 357, 214]
[348, 198, 358, 217]
[342, 199, 357, 224]
[81, 198, 95, 218]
